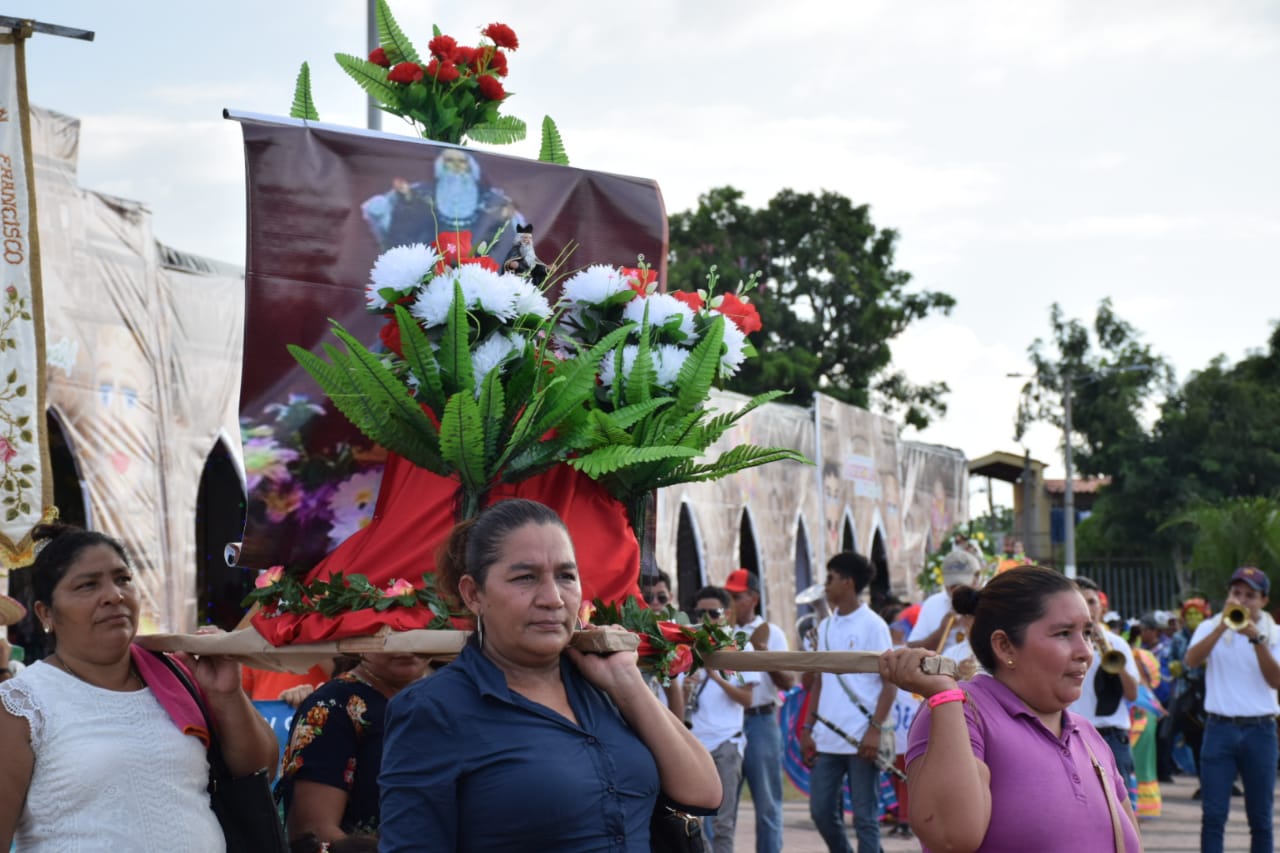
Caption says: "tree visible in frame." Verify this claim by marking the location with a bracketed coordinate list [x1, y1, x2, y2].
[1162, 497, 1280, 594]
[666, 186, 955, 429]
[1014, 299, 1173, 478]
[1078, 323, 1280, 563]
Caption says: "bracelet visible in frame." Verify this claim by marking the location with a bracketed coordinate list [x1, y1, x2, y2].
[927, 688, 966, 709]
[867, 718, 882, 731]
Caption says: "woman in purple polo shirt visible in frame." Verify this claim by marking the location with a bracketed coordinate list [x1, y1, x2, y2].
[879, 566, 1142, 852]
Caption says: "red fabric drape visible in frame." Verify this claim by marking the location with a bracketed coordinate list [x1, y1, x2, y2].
[253, 455, 641, 645]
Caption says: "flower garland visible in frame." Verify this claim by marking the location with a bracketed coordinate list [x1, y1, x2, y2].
[243, 567, 459, 627]
[589, 595, 747, 684]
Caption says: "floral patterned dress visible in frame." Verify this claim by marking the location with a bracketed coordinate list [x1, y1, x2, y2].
[278, 671, 387, 838]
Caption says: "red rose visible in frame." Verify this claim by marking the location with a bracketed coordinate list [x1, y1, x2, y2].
[379, 319, 404, 357]
[481, 23, 519, 50]
[453, 45, 476, 66]
[715, 292, 762, 334]
[635, 635, 659, 658]
[387, 62, 425, 84]
[426, 58, 460, 83]
[657, 621, 695, 643]
[490, 48, 509, 77]
[428, 34, 457, 60]
[368, 47, 390, 67]
[476, 75, 506, 101]
[668, 645, 695, 677]
[670, 290, 704, 311]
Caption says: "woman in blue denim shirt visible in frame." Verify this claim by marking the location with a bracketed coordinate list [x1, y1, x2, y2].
[379, 499, 722, 852]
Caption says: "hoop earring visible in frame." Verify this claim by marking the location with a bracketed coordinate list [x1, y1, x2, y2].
[476, 614, 484, 648]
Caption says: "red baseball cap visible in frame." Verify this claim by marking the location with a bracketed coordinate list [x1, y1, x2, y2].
[724, 569, 759, 594]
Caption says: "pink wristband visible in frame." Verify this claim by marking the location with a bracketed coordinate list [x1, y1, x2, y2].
[927, 688, 966, 709]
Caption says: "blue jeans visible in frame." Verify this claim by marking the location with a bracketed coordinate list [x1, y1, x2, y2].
[1098, 726, 1136, 809]
[741, 710, 784, 853]
[809, 751, 880, 853]
[1200, 716, 1277, 853]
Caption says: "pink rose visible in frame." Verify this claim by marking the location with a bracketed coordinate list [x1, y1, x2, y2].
[0, 437, 16, 464]
[255, 565, 284, 589]
[385, 578, 415, 598]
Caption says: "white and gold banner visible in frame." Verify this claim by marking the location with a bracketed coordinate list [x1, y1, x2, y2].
[0, 31, 55, 577]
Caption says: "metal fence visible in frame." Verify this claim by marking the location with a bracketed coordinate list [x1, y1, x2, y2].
[1078, 559, 1182, 620]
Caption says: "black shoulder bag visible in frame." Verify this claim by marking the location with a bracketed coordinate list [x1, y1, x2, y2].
[153, 652, 289, 853]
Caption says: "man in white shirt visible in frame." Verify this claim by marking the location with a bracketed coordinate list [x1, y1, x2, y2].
[686, 585, 762, 853]
[799, 552, 895, 853]
[1184, 566, 1280, 853]
[1069, 576, 1140, 796]
[907, 549, 980, 653]
[724, 568, 794, 853]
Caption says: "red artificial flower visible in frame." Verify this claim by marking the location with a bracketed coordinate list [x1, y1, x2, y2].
[459, 256, 500, 272]
[490, 48, 509, 77]
[434, 230, 473, 260]
[669, 645, 695, 677]
[453, 45, 476, 66]
[635, 635, 659, 659]
[670, 290, 704, 311]
[714, 292, 763, 334]
[428, 34, 457, 60]
[476, 75, 506, 101]
[368, 47, 390, 68]
[426, 58, 460, 83]
[387, 62, 425, 84]
[621, 267, 657, 294]
[482, 23, 519, 51]
[657, 621, 695, 643]
[379, 319, 404, 357]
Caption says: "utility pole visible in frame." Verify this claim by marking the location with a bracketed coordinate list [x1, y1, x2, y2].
[1062, 372, 1076, 578]
[366, 0, 382, 131]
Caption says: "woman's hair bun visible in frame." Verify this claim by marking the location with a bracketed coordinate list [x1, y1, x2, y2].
[950, 584, 981, 616]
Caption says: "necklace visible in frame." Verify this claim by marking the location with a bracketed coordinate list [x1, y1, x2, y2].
[51, 653, 143, 692]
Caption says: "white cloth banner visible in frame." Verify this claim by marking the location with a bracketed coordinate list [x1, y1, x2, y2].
[0, 33, 53, 576]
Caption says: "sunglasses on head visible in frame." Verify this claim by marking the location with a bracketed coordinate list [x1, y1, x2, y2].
[694, 607, 724, 620]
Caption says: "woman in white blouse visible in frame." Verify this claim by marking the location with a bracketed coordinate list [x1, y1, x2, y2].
[0, 524, 278, 852]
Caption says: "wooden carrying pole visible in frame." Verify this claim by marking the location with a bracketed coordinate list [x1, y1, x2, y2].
[136, 629, 958, 677]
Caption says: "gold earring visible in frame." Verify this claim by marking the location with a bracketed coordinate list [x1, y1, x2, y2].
[1007, 659, 1014, 667]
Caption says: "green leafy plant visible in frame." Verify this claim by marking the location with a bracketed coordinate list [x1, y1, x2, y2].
[589, 595, 747, 684]
[242, 567, 458, 625]
[538, 116, 569, 166]
[289, 62, 319, 120]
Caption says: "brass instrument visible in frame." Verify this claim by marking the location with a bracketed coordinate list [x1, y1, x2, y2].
[1223, 602, 1251, 631]
[1093, 627, 1127, 675]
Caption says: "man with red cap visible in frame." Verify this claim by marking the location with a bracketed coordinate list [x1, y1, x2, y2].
[724, 568, 794, 853]
[1185, 566, 1280, 853]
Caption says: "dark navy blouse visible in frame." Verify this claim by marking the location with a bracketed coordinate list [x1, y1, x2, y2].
[378, 641, 661, 852]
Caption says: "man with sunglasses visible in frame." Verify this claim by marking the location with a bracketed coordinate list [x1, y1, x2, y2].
[685, 585, 762, 853]
[724, 569, 794, 853]
[641, 570, 686, 719]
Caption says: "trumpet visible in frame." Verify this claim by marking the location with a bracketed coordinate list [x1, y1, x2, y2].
[1223, 602, 1251, 631]
[1093, 626, 1127, 675]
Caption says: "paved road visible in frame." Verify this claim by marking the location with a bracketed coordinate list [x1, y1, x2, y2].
[734, 772, 1261, 851]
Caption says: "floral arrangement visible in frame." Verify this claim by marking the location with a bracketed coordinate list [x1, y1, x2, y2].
[241, 394, 386, 570]
[589, 595, 747, 684]
[289, 1, 568, 162]
[916, 526, 997, 594]
[242, 566, 458, 626]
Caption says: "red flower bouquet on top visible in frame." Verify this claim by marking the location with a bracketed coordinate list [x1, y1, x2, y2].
[589, 595, 747, 684]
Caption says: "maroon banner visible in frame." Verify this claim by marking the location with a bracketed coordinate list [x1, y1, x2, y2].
[232, 112, 667, 576]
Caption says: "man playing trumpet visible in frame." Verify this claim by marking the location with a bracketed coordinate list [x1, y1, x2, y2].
[1184, 566, 1280, 853]
[1070, 577, 1141, 805]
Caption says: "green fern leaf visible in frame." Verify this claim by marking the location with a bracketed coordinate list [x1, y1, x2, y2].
[700, 390, 791, 443]
[538, 116, 570, 165]
[672, 317, 724, 418]
[625, 305, 656, 408]
[334, 53, 402, 110]
[466, 115, 528, 145]
[289, 345, 382, 437]
[395, 306, 446, 416]
[513, 324, 634, 447]
[289, 62, 320, 120]
[568, 445, 700, 480]
[602, 397, 673, 431]
[375, 0, 422, 64]
[329, 325, 439, 437]
[652, 446, 810, 488]
[477, 369, 505, 477]
[439, 391, 485, 490]
[437, 283, 474, 397]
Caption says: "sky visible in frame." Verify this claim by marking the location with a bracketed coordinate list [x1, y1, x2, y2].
[12, 1, 1280, 506]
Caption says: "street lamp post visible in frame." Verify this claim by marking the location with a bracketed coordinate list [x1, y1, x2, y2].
[1061, 372, 1076, 579]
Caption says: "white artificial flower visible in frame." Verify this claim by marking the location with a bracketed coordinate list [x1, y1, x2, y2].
[471, 333, 523, 395]
[654, 344, 689, 389]
[510, 277, 552, 319]
[719, 316, 748, 377]
[599, 344, 649, 390]
[409, 277, 456, 328]
[623, 293, 697, 340]
[367, 243, 440, 309]
[559, 264, 630, 309]
[454, 265, 518, 321]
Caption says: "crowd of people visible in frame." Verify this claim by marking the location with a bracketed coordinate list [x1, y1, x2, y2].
[1, 508, 1278, 852]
